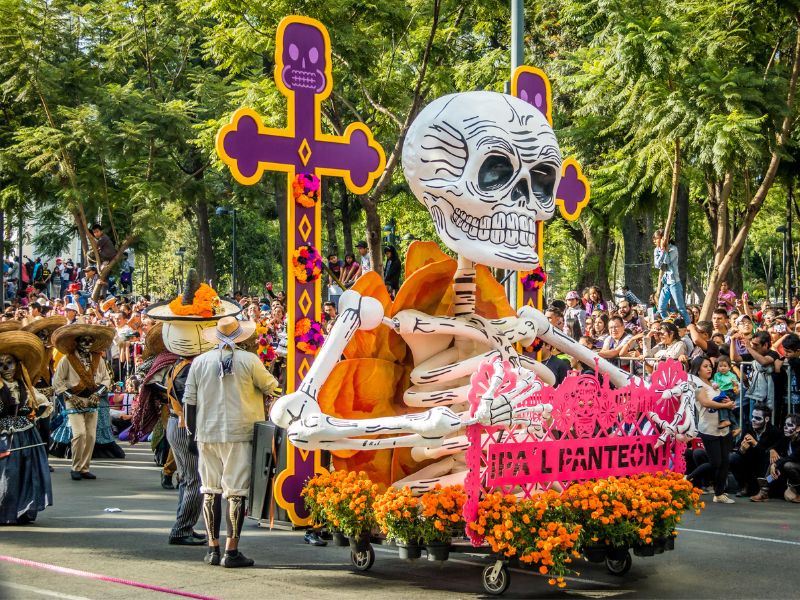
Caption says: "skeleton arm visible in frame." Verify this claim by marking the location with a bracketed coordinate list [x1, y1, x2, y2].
[520, 306, 632, 389]
[270, 291, 467, 450]
[270, 290, 384, 429]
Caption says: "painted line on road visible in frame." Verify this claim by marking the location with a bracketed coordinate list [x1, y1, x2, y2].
[0, 581, 93, 600]
[370, 546, 616, 587]
[677, 527, 800, 546]
[0, 555, 220, 600]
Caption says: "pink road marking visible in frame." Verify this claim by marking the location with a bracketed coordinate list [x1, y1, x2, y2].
[0, 555, 221, 600]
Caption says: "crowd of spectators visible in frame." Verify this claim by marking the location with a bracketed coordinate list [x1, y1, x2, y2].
[542, 283, 800, 505]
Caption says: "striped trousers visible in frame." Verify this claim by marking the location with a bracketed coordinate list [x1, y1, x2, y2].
[166, 416, 202, 539]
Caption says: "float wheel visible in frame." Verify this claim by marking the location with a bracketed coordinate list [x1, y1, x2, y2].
[482, 561, 511, 595]
[350, 547, 375, 571]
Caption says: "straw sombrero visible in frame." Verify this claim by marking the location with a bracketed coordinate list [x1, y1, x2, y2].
[201, 316, 256, 346]
[146, 268, 240, 322]
[0, 331, 46, 376]
[52, 324, 115, 355]
[22, 315, 68, 339]
[141, 322, 166, 360]
[0, 321, 22, 333]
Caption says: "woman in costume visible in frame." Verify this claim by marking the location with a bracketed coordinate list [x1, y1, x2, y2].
[0, 330, 53, 524]
[51, 324, 116, 479]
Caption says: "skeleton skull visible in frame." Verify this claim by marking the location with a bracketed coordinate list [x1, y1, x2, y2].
[76, 335, 95, 355]
[0, 353, 16, 382]
[402, 91, 562, 270]
[280, 22, 326, 93]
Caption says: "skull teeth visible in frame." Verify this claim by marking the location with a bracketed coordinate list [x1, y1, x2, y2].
[452, 208, 536, 246]
[290, 70, 319, 89]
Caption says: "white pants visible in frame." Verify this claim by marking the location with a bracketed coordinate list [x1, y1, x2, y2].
[198, 441, 252, 498]
[67, 410, 97, 473]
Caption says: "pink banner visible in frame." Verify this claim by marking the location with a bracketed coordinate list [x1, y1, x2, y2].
[463, 359, 689, 545]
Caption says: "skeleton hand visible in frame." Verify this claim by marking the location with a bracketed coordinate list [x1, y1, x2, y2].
[270, 389, 321, 429]
[463, 360, 535, 427]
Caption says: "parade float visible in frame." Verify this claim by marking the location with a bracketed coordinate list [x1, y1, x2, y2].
[216, 15, 703, 595]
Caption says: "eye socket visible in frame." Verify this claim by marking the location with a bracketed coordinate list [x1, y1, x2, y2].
[478, 154, 515, 191]
[309, 47, 319, 64]
[288, 43, 299, 61]
[531, 164, 557, 199]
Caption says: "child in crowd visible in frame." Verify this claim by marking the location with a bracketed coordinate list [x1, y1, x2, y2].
[712, 356, 739, 430]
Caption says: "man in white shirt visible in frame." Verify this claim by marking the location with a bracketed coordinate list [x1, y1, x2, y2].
[598, 316, 634, 367]
[184, 317, 279, 568]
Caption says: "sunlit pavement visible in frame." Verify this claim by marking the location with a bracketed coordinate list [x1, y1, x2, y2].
[1, 446, 798, 599]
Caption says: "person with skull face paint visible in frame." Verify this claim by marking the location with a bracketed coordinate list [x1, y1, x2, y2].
[51, 324, 114, 480]
[0, 330, 53, 523]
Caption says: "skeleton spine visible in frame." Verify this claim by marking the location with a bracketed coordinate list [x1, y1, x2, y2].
[453, 256, 476, 317]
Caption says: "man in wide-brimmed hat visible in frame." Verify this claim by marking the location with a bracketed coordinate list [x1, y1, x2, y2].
[52, 324, 114, 480]
[22, 315, 67, 467]
[0, 330, 53, 523]
[183, 316, 279, 568]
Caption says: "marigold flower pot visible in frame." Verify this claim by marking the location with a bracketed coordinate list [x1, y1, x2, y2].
[332, 531, 348, 547]
[348, 533, 371, 553]
[582, 545, 608, 563]
[425, 542, 450, 561]
[397, 542, 422, 560]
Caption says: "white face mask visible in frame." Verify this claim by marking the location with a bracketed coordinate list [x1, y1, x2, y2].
[0, 354, 16, 382]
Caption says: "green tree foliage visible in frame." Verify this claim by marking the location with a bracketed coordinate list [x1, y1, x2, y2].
[3, 0, 799, 305]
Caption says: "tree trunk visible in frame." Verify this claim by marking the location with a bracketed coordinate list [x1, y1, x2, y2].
[92, 234, 139, 301]
[700, 22, 800, 320]
[194, 194, 216, 285]
[340, 185, 354, 255]
[361, 197, 383, 276]
[577, 217, 612, 301]
[676, 182, 689, 291]
[729, 243, 745, 297]
[622, 212, 653, 305]
[656, 140, 682, 300]
[321, 177, 337, 255]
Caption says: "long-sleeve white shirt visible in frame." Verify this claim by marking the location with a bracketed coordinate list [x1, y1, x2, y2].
[183, 348, 279, 443]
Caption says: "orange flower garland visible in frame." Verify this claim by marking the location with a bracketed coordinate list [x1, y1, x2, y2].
[292, 173, 321, 208]
[167, 283, 223, 318]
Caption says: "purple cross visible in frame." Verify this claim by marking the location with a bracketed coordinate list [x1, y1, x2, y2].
[216, 20, 384, 191]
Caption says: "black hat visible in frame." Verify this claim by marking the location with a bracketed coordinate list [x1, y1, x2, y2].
[356, 241, 368, 249]
[85, 265, 98, 273]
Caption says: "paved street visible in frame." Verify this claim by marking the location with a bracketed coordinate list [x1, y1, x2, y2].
[1, 446, 798, 599]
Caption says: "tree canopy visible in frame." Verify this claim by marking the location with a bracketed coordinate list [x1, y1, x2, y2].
[1, 0, 798, 304]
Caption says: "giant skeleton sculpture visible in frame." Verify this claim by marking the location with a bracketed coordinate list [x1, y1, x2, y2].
[271, 91, 698, 491]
